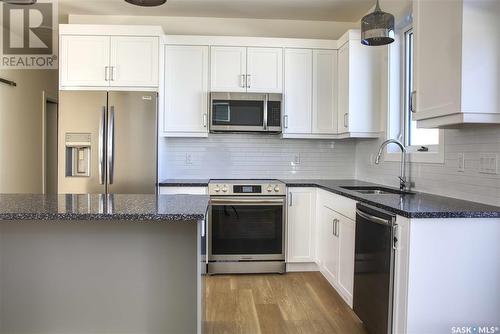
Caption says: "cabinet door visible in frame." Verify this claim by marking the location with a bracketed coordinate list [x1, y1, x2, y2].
[60, 35, 110, 87]
[163, 45, 209, 135]
[312, 49, 338, 134]
[321, 206, 339, 285]
[287, 188, 316, 263]
[110, 36, 159, 87]
[210, 46, 247, 92]
[283, 48, 312, 134]
[246, 47, 283, 93]
[337, 43, 350, 134]
[337, 214, 356, 306]
[413, 0, 462, 120]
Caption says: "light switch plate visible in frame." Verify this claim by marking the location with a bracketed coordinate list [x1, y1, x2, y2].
[293, 154, 301, 165]
[457, 153, 465, 172]
[479, 153, 498, 174]
[185, 153, 193, 165]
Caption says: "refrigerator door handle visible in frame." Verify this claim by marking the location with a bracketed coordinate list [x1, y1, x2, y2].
[98, 107, 106, 185]
[107, 106, 115, 185]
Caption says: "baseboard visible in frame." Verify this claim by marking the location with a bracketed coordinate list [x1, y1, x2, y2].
[286, 262, 320, 272]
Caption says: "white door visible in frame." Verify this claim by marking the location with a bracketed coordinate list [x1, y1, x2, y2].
[246, 47, 283, 93]
[283, 48, 312, 134]
[287, 188, 316, 263]
[321, 206, 339, 285]
[163, 45, 209, 135]
[337, 43, 350, 134]
[413, 0, 462, 120]
[337, 214, 356, 305]
[312, 49, 338, 134]
[60, 35, 110, 87]
[110, 36, 159, 87]
[210, 46, 247, 92]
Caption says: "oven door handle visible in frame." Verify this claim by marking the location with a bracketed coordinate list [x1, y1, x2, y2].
[210, 198, 285, 205]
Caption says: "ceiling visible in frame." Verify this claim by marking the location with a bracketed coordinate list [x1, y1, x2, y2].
[58, 0, 375, 22]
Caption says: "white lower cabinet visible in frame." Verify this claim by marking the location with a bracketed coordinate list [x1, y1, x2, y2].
[286, 188, 316, 263]
[159, 187, 207, 195]
[285, 187, 356, 306]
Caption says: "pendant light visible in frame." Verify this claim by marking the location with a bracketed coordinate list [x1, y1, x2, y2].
[0, 0, 37, 4]
[361, 0, 395, 46]
[125, 0, 167, 6]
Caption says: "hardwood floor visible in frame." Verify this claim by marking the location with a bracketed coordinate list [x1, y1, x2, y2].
[203, 272, 368, 334]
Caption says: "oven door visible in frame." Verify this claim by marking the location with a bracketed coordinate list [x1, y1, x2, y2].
[209, 197, 285, 261]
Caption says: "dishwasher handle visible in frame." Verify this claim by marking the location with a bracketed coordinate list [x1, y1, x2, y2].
[356, 208, 393, 226]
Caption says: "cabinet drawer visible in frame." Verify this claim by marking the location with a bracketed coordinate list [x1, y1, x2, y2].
[318, 189, 356, 221]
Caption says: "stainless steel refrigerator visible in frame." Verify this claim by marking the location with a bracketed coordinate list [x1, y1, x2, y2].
[58, 91, 157, 194]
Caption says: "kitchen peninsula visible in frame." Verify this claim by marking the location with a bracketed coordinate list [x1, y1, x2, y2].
[0, 194, 208, 334]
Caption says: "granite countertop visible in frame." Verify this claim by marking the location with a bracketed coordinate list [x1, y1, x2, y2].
[158, 179, 210, 187]
[282, 179, 500, 219]
[0, 194, 209, 221]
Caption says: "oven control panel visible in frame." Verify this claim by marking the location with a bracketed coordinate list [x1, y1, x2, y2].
[209, 181, 286, 196]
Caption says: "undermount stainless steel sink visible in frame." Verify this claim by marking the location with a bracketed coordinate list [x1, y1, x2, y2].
[340, 186, 415, 195]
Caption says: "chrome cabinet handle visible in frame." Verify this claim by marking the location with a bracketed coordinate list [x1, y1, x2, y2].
[105, 66, 109, 81]
[288, 193, 293, 207]
[333, 218, 339, 236]
[98, 107, 106, 184]
[284, 115, 289, 129]
[246, 74, 251, 88]
[107, 106, 115, 185]
[240, 74, 246, 88]
[344, 113, 348, 128]
[203, 113, 207, 127]
[110, 66, 115, 81]
[410, 90, 417, 113]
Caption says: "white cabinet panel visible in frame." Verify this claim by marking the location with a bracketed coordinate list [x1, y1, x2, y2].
[210, 46, 247, 92]
[159, 187, 207, 195]
[163, 45, 209, 136]
[110, 36, 159, 87]
[337, 214, 355, 305]
[283, 49, 312, 134]
[246, 47, 283, 93]
[320, 205, 339, 284]
[287, 188, 316, 263]
[312, 49, 338, 134]
[60, 35, 110, 87]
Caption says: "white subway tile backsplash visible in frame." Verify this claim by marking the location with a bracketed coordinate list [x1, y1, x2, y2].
[158, 134, 356, 180]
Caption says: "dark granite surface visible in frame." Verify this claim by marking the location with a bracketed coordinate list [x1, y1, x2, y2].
[282, 179, 500, 219]
[0, 194, 209, 221]
[158, 179, 210, 187]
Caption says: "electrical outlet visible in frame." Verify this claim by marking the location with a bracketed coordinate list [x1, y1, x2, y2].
[457, 153, 465, 172]
[330, 141, 335, 149]
[185, 153, 193, 165]
[293, 154, 301, 165]
[369, 153, 375, 166]
[479, 153, 498, 174]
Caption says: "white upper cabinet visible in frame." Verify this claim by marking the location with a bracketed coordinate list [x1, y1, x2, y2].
[312, 49, 338, 134]
[110, 36, 159, 87]
[246, 47, 283, 93]
[287, 188, 316, 263]
[162, 45, 209, 137]
[337, 32, 383, 138]
[60, 35, 110, 87]
[283, 48, 313, 134]
[210, 46, 283, 93]
[59, 25, 162, 90]
[413, 0, 500, 127]
[210, 46, 247, 92]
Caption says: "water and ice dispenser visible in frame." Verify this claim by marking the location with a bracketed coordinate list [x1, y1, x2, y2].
[65, 133, 91, 177]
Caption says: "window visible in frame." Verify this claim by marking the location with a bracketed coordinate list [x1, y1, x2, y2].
[402, 29, 439, 149]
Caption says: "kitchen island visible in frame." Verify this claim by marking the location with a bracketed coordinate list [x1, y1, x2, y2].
[0, 194, 209, 334]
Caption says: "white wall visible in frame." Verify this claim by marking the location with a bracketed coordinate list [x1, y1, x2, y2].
[68, 14, 357, 39]
[0, 70, 58, 193]
[159, 134, 356, 180]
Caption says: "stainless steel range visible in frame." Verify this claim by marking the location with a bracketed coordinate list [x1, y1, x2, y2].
[208, 180, 286, 274]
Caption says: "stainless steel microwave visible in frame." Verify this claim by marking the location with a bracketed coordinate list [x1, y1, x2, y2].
[210, 92, 282, 133]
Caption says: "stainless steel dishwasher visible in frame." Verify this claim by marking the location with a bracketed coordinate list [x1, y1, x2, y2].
[353, 203, 397, 334]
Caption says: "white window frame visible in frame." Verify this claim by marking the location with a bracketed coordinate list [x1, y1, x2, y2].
[385, 25, 444, 164]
